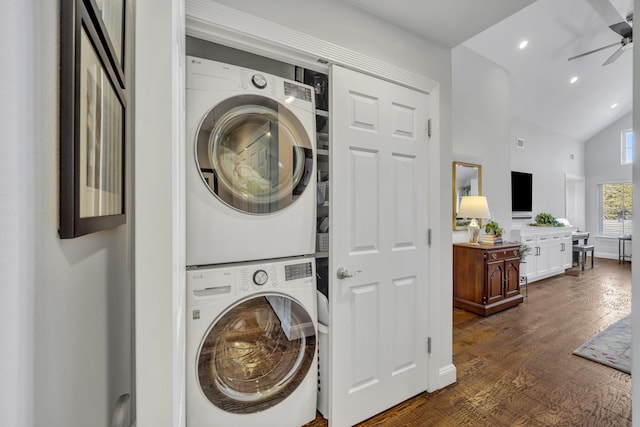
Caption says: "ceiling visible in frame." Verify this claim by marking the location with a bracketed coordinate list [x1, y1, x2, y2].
[338, 0, 633, 142]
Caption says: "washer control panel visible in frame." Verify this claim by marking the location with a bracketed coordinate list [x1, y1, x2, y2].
[186, 257, 316, 306]
[252, 269, 268, 286]
[251, 73, 267, 89]
[239, 69, 276, 95]
[241, 265, 276, 292]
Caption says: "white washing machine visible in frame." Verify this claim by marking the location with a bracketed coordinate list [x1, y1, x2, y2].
[186, 56, 317, 267]
[186, 256, 318, 427]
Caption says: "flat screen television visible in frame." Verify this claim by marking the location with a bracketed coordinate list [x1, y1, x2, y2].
[511, 171, 532, 212]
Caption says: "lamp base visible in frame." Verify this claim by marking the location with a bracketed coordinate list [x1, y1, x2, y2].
[468, 219, 480, 244]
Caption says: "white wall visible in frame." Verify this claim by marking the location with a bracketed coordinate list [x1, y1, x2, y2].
[212, 0, 452, 87]
[452, 46, 511, 241]
[584, 112, 633, 258]
[1, 2, 36, 426]
[1, 2, 135, 427]
[452, 45, 586, 243]
[510, 116, 585, 223]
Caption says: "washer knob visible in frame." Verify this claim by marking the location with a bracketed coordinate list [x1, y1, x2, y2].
[253, 269, 268, 286]
[251, 74, 267, 89]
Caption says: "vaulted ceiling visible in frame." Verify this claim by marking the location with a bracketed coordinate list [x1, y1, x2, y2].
[339, 0, 633, 141]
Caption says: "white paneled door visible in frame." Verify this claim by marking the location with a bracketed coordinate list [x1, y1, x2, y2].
[329, 65, 430, 427]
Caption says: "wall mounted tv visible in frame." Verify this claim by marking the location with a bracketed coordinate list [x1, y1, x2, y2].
[511, 171, 533, 212]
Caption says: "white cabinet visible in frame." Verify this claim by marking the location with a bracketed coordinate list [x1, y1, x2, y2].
[547, 234, 563, 274]
[512, 227, 576, 283]
[535, 235, 552, 276]
[519, 235, 537, 281]
[561, 231, 573, 269]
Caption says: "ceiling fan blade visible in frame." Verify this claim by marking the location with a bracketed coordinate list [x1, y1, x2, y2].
[609, 21, 633, 38]
[602, 45, 626, 65]
[568, 41, 621, 61]
[587, 0, 627, 25]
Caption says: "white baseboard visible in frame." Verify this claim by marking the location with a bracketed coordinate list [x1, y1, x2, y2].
[428, 364, 457, 392]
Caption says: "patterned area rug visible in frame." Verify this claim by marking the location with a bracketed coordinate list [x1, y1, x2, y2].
[573, 315, 632, 374]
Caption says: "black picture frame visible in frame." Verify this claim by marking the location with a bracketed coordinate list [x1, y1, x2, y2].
[59, 0, 127, 238]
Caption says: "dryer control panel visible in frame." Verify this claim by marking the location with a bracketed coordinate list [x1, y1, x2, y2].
[186, 257, 316, 307]
[285, 261, 313, 281]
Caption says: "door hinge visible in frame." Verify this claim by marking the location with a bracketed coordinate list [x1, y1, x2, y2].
[427, 337, 432, 354]
[427, 118, 432, 138]
[427, 228, 432, 246]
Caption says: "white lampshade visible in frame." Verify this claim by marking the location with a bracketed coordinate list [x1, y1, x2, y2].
[458, 196, 491, 244]
[458, 196, 491, 220]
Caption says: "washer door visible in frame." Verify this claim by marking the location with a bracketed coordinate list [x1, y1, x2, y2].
[195, 94, 313, 214]
[197, 294, 316, 414]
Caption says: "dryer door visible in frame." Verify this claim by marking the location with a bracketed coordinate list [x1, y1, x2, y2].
[195, 94, 314, 215]
[197, 294, 316, 414]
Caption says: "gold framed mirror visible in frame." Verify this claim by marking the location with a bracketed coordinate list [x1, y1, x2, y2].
[452, 161, 482, 230]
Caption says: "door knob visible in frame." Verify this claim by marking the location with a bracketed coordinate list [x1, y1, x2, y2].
[337, 267, 362, 280]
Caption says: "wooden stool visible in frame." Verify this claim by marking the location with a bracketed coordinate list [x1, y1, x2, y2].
[573, 244, 594, 271]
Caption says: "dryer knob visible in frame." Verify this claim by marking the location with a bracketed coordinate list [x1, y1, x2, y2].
[253, 269, 268, 286]
[251, 74, 267, 89]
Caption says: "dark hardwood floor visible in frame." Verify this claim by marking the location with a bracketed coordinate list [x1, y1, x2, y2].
[305, 258, 632, 426]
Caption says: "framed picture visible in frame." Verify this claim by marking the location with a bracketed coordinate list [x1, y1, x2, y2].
[59, 0, 127, 238]
[85, 0, 126, 85]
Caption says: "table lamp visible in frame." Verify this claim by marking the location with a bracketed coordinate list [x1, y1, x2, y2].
[458, 196, 491, 244]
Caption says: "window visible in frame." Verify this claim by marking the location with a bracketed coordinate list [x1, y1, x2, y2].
[621, 129, 633, 165]
[600, 182, 632, 236]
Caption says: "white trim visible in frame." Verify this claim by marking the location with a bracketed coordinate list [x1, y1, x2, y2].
[429, 364, 457, 392]
[135, 1, 186, 426]
[185, 0, 438, 94]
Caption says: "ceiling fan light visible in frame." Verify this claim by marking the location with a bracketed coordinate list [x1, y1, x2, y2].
[519, 40, 528, 49]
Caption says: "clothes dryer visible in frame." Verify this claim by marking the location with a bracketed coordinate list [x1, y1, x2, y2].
[186, 56, 316, 267]
[186, 256, 318, 427]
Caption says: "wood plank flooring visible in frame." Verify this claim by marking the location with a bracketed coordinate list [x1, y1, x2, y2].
[305, 258, 632, 426]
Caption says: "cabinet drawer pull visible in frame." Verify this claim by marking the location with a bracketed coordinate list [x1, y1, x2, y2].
[491, 253, 497, 260]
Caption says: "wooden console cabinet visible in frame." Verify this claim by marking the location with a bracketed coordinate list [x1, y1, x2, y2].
[453, 242, 523, 316]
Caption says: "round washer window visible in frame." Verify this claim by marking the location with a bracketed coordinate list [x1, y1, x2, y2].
[197, 294, 316, 414]
[195, 95, 313, 215]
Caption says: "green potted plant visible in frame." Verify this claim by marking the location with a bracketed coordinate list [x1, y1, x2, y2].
[481, 220, 503, 245]
[532, 212, 563, 227]
[519, 244, 531, 262]
[484, 220, 503, 236]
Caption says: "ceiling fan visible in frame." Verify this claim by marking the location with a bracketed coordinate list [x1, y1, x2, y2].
[568, 12, 633, 65]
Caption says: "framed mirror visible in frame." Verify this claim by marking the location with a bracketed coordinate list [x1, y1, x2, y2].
[452, 161, 482, 230]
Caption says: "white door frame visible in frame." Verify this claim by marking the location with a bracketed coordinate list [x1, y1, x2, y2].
[564, 174, 586, 231]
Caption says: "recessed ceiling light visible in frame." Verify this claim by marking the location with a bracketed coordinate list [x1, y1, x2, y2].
[611, 103, 619, 109]
[519, 40, 528, 49]
[570, 76, 579, 84]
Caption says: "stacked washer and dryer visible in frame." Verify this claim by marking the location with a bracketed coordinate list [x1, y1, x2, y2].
[184, 56, 319, 427]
